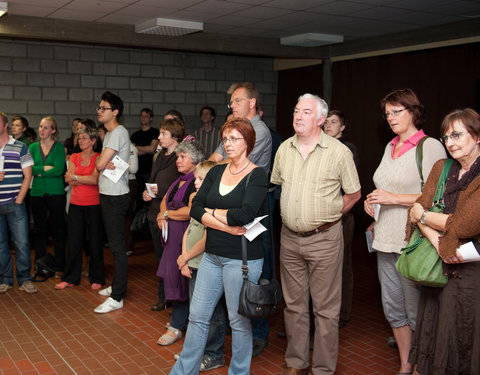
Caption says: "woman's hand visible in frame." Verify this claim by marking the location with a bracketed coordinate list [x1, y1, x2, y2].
[410, 203, 425, 224]
[44, 165, 53, 171]
[143, 189, 152, 202]
[226, 225, 247, 236]
[64, 171, 74, 183]
[366, 221, 375, 239]
[180, 264, 192, 279]
[156, 215, 167, 231]
[177, 254, 188, 269]
[364, 199, 375, 217]
[366, 189, 395, 206]
[443, 250, 465, 264]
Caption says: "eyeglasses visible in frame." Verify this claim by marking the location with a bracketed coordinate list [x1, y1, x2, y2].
[227, 98, 248, 109]
[384, 108, 407, 119]
[440, 131, 464, 144]
[221, 137, 244, 145]
[96, 106, 113, 112]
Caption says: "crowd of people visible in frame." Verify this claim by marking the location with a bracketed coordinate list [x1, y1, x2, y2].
[0, 82, 479, 375]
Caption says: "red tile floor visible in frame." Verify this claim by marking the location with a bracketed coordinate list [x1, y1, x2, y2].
[0, 232, 400, 374]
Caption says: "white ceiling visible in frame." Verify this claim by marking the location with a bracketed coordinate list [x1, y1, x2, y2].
[5, 0, 480, 42]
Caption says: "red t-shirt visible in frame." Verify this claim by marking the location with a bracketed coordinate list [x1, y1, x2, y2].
[70, 152, 100, 206]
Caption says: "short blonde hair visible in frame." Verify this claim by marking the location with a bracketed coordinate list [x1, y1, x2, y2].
[0, 111, 8, 126]
[194, 160, 216, 177]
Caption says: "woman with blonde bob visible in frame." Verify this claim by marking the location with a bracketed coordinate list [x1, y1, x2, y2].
[170, 118, 267, 375]
[408, 108, 480, 374]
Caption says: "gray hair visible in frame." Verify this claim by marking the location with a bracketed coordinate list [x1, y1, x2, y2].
[77, 127, 98, 141]
[175, 140, 205, 165]
[297, 93, 328, 120]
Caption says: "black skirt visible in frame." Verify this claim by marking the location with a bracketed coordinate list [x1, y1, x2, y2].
[409, 261, 480, 375]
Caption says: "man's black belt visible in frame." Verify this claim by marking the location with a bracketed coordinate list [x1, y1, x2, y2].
[294, 219, 341, 237]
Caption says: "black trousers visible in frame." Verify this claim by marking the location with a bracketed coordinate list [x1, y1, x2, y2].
[63, 204, 104, 285]
[31, 194, 66, 272]
[100, 194, 130, 301]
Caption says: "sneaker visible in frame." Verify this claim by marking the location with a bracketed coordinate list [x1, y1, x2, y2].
[0, 283, 12, 293]
[99, 285, 112, 296]
[94, 297, 123, 313]
[19, 280, 38, 294]
[200, 356, 225, 372]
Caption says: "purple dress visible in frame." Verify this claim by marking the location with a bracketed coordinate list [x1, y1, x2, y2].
[156, 171, 195, 302]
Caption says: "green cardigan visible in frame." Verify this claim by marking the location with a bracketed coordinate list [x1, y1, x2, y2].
[29, 141, 66, 197]
[17, 134, 32, 147]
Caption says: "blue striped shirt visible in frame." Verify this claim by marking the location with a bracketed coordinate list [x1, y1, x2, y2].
[0, 137, 33, 205]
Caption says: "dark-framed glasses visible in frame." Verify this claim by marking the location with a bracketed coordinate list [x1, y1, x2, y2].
[440, 131, 464, 144]
[384, 108, 406, 119]
[96, 106, 113, 112]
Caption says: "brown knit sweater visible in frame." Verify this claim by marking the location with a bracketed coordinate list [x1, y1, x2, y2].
[406, 159, 480, 259]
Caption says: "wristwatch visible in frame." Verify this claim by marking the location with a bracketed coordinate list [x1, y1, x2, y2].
[74, 175, 78, 182]
[164, 210, 169, 219]
[420, 210, 428, 225]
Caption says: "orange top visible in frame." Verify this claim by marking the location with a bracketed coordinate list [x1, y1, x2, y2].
[70, 152, 100, 206]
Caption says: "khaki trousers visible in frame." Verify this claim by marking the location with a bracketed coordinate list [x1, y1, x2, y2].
[280, 222, 343, 375]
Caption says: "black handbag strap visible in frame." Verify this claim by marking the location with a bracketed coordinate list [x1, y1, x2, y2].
[241, 171, 253, 279]
[240, 169, 276, 281]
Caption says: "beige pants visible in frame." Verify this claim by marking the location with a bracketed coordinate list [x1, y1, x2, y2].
[280, 222, 343, 375]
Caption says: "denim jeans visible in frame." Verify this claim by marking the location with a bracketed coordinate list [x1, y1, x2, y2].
[190, 268, 226, 360]
[171, 253, 263, 375]
[100, 194, 129, 302]
[0, 202, 32, 286]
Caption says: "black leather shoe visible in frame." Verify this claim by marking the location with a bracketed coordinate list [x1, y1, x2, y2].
[252, 339, 268, 357]
[151, 302, 171, 311]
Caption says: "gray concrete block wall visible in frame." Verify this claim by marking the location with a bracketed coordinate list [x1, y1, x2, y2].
[0, 38, 278, 142]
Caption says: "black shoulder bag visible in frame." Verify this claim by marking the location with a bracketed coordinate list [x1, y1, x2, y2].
[237, 171, 283, 318]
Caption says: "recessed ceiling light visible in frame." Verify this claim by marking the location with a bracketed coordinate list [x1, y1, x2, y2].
[281, 33, 344, 47]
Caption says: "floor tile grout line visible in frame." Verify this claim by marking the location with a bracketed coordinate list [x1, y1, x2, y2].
[6, 292, 79, 375]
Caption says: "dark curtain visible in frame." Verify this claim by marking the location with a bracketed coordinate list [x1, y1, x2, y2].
[330, 42, 480, 227]
[276, 64, 323, 140]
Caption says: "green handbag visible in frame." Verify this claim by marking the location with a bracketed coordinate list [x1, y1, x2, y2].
[396, 159, 453, 288]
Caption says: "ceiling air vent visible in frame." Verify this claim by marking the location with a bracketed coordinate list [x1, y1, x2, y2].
[135, 18, 203, 36]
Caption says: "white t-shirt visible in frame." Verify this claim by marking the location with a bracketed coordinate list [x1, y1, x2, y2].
[98, 125, 130, 196]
